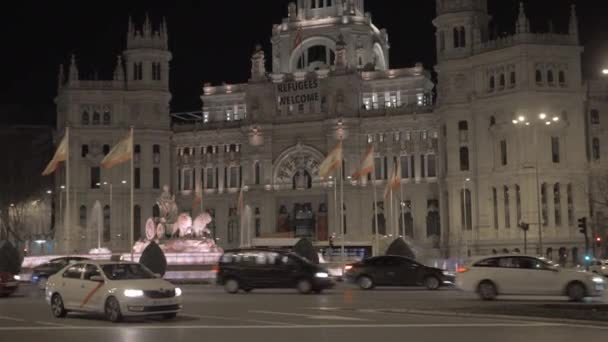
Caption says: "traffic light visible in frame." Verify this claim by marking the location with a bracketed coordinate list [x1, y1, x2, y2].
[578, 217, 587, 235]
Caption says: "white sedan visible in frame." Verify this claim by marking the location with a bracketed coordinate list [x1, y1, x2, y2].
[455, 254, 605, 301]
[589, 260, 608, 277]
[46, 261, 182, 322]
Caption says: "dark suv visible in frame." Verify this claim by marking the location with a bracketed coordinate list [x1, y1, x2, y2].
[31, 256, 90, 290]
[343, 255, 447, 290]
[215, 248, 334, 294]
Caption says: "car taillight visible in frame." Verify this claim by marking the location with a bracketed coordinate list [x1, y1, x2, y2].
[343, 264, 353, 272]
[457, 267, 469, 273]
[211, 265, 219, 273]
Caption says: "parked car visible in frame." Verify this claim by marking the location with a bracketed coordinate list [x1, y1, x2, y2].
[456, 254, 606, 301]
[589, 259, 608, 277]
[46, 261, 182, 322]
[215, 248, 334, 294]
[32, 256, 90, 290]
[0, 272, 19, 297]
[342, 255, 447, 290]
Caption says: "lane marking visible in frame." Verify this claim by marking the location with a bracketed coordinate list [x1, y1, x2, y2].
[34, 321, 69, 327]
[0, 322, 570, 331]
[0, 315, 25, 322]
[250, 310, 370, 321]
[182, 313, 292, 326]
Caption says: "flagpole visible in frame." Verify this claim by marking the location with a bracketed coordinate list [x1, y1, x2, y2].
[372, 169, 379, 256]
[400, 179, 405, 238]
[65, 126, 71, 254]
[390, 187, 394, 237]
[130, 126, 134, 262]
[340, 158, 345, 267]
[333, 175, 337, 258]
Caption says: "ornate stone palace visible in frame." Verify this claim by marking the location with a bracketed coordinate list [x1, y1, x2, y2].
[52, 0, 608, 263]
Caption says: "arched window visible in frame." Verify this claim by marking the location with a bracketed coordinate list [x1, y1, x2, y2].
[92, 112, 100, 125]
[103, 110, 111, 125]
[134, 205, 141, 241]
[547, 70, 554, 84]
[591, 109, 600, 125]
[460, 189, 472, 230]
[558, 70, 566, 85]
[103, 144, 110, 155]
[593, 137, 601, 161]
[453, 27, 460, 48]
[554, 183, 561, 226]
[536, 69, 543, 84]
[79, 205, 87, 227]
[510, 71, 516, 86]
[489, 75, 495, 91]
[459, 147, 469, 171]
[499, 74, 505, 88]
[459, 27, 466, 47]
[82, 111, 90, 125]
[153, 144, 161, 164]
[103, 205, 111, 242]
[458, 120, 468, 142]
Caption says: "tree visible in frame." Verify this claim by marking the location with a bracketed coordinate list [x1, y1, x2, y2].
[0, 241, 23, 274]
[139, 241, 167, 277]
[385, 238, 416, 259]
[293, 238, 319, 264]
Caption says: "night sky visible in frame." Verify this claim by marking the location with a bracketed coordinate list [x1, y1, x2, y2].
[1, 1, 607, 126]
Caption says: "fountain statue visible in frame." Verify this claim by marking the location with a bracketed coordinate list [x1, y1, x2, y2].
[132, 185, 222, 254]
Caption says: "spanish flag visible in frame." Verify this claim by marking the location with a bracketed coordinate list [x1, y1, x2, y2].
[42, 132, 68, 176]
[101, 129, 133, 169]
[319, 141, 343, 179]
[384, 158, 401, 199]
[352, 146, 374, 180]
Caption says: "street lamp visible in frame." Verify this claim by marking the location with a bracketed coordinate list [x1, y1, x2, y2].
[512, 112, 561, 254]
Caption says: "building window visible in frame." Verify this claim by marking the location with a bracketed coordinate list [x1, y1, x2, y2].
[499, 74, 505, 89]
[255, 207, 261, 238]
[79, 205, 87, 227]
[134, 167, 141, 189]
[510, 71, 516, 86]
[593, 137, 600, 161]
[254, 162, 261, 185]
[591, 109, 600, 125]
[229, 166, 238, 188]
[91, 167, 100, 189]
[183, 169, 192, 191]
[134, 205, 141, 241]
[133, 62, 143, 80]
[399, 156, 409, 179]
[504, 186, 510, 228]
[516, 185, 522, 224]
[420, 155, 425, 178]
[461, 189, 472, 230]
[459, 27, 466, 47]
[82, 111, 90, 125]
[500, 140, 507, 166]
[536, 69, 543, 84]
[103, 205, 111, 242]
[103, 144, 110, 155]
[206, 167, 214, 189]
[103, 110, 111, 125]
[567, 184, 574, 226]
[439, 31, 445, 51]
[410, 155, 416, 179]
[152, 62, 161, 81]
[453, 27, 459, 48]
[551, 136, 560, 163]
[558, 70, 566, 85]
[541, 183, 548, 226]
[492, 187, 498, 229]
[459, 147, 469, 171]
[427, 155, 437, 178]
[547, 70, 554, 85]
[554, 183, 561, 226]
[92, 112, 100, 125]
[152, 167, 160, 189]
[153, 144, 160, 164]
[490, 116, 496, 126]
[489, 76, 495, 91]
[81, 145, 89, 158]
[458, 120, 468, 142]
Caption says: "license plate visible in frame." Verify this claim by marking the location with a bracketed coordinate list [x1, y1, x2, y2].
[152, 299, 175, 305]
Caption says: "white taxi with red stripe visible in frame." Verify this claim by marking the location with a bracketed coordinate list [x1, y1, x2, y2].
[45, 261, 182, 322]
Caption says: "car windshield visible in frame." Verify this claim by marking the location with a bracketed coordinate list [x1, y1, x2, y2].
[100, 263, 156, 280]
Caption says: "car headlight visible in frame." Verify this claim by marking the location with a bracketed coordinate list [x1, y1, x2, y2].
[13, 275, 21, 281]
[124, 289, 144, 297]
[175, 287, 182, 297]
[315, 272, 329, 278]
[592, 276, 605, 284]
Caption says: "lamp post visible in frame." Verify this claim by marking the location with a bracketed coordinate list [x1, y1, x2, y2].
[512, 113, 560, 254]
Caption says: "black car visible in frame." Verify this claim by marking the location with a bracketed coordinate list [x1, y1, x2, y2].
[215, 248, 334, 294]
[31, 256, 90, 289]
[343, 255, 447, 290]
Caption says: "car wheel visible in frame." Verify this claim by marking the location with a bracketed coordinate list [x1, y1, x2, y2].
[297, 279, 313, 294]
[424, 276, 441, 290]
[477, 281, 498, 301]
[224, 279, 240, 294]
[105, 297, 123, 322]
[566, 282, 586, 302]
[51, 294, 67, 318]
[243, 288, 252, 293]
[357, 276, 374, 290]
[37, 277, 48, 291]
[163, 313, 177, 320]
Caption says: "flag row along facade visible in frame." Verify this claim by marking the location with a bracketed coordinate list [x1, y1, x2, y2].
[51, 1, 608, 264]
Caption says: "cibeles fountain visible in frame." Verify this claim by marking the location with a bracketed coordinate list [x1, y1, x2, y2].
[132, 185, 223, 254]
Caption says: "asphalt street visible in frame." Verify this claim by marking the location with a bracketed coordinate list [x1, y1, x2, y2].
[1, 283, 607, 341]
